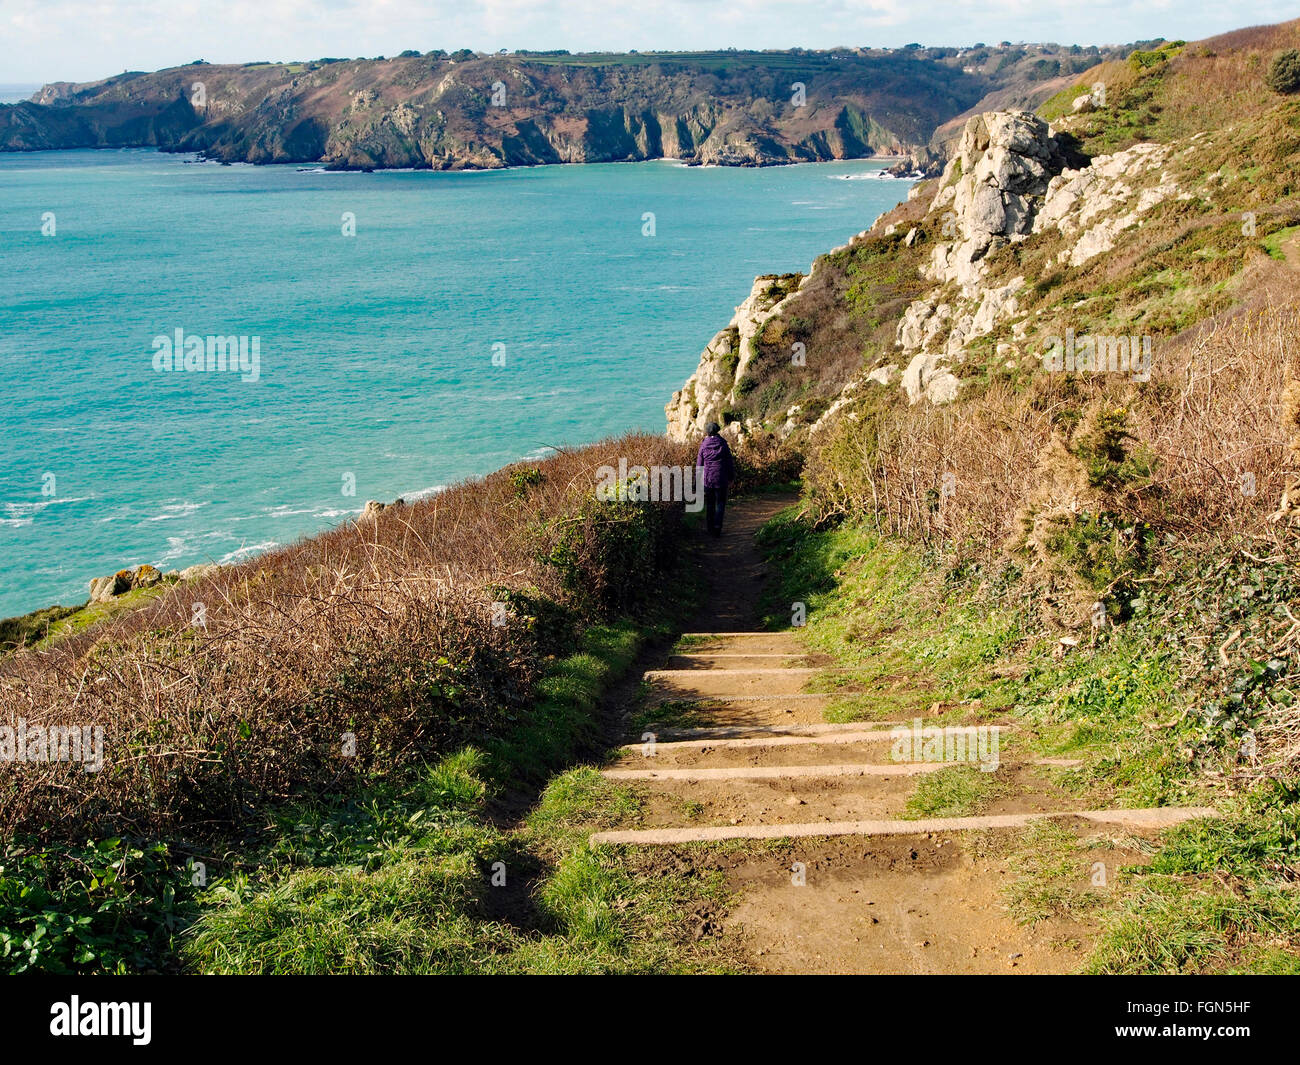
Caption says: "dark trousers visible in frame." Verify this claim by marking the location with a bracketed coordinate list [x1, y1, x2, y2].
[704, 485, 728, 536]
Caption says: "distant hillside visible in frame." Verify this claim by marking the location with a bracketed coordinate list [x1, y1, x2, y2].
[0, 44, 1133, 169]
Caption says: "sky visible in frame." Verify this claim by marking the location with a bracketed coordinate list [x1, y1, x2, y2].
[0, 0, 1296, 85]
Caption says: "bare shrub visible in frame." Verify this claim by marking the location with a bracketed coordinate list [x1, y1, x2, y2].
[0, 433, 691, 842]
[805, 300, 1300, 561]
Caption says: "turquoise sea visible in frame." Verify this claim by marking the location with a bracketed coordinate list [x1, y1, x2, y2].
[0, 148, 911, 617]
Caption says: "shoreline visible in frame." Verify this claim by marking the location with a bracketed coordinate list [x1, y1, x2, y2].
[0, 142, 908, 173]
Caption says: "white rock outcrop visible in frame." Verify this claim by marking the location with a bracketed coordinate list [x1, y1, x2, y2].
[665, 274, 803, 443]
[663, 108, 1182, 430]
[890, 110, 1177, 406]
[925, 112, 1067, 290]
[1032, 142, 1175, 266]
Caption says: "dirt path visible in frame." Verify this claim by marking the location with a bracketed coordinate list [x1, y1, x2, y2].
[595, 493, 1214, 974]
[1283, 230, 1300, 273]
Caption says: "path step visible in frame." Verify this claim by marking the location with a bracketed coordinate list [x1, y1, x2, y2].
[602, 763, 950, 782]
[590, 807, 1218, 845]
[623, 724, 1013, 752]
[648, 693, 835, 703]
[664, 654, 821, 670]
[655, 721, 902, 739]
[646, 668, 826, 677]
[641, 694, 844, 729]
[672, 652, 806, 659]
[680, 632, 801, 639]
[645, 669, 834, 698]
[676, 634, 806, 654]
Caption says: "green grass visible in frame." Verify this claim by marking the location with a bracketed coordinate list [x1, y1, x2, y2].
[903, 766, 1002, 819]
[1263, 223, 1300, 260]
[525, 767, 642, 848]
[1084, 772, 1300, 973]
[998, 820, 1109, 925]
[39, 580, 178, 647]
[1015, 642, 1194, 807]
[1102, 778, 1300, 957]
[183, 753, 738, 974]
[0, 603, 81, 653]
[1, 579, 183, 654]
[757, 510, 1025, 720]
[754, 508, 1300, 972]
[756, 508, 1210, 806]
[485, 622, 644, 784]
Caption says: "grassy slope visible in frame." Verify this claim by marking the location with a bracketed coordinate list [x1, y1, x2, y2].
[2, 449, 802, 975]
[721, 22, 1300, 445]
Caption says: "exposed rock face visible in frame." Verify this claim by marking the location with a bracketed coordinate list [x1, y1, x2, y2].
[925, 112, 1067, 292]
[879, 112, 1069, 404]
[87, 564, 166, 603]
[88, 573, 129, 604]
[665, 275, 804, 443]
[663, 108, 1185, 430]
[889, 110, 1176, 406]
[1032, 142, 1175, 266]
[886, 148, 944, 179]
[133, 564, 162, 587]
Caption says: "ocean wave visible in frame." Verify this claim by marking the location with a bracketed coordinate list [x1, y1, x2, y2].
[144, 501, 210, 522]
[157, 536, 189, 562]
[3, 495, 92, 519]
[218, 541, 279, 565]
[262, 504, 321, 519]
[831, 171, 918, 182]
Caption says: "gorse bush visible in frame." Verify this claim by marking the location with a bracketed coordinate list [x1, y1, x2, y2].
[1072, 407, 1153, 491]
[1266, 49, 1300, 94]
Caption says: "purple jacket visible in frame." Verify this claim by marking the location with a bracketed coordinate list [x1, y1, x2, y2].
[696, 434, 735, 489]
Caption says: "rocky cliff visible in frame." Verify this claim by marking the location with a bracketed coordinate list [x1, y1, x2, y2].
[666, 274, 809, 441]
[667, 82, 1219, 438]
[892, 111, 1180, 404]
[0, 45, 1130, 169]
